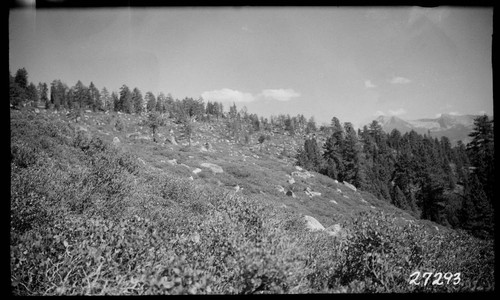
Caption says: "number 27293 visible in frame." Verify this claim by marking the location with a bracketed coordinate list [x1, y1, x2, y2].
[409, 271, 461, 286]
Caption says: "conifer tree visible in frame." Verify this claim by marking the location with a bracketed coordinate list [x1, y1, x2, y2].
[460, 173, 494, 238]
[156, 93, 167, 114]
[147, 111, 165, 142]
[119, 85, 134, 114]
[37, 82, 49, 108]
[297, 137, 322, 172]
[111, 92, 120, 112]
[27, 82, 39, 107]
[88, 82, 100, 111]
[100, 87, 111, 111]
[466, 115, 494, 202]
[132, 87, 144, 114]
[145, 91, 156, 113]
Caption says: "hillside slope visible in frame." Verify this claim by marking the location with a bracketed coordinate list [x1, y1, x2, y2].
[65, 108, 427, 230]
[10, 107, 494, 294]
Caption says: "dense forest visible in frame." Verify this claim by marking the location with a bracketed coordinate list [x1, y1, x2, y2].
[10, 67, 494, 239]
[296, 114, 494, 239]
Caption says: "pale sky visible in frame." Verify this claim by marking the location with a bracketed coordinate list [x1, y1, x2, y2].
[9, 7, 493, 127]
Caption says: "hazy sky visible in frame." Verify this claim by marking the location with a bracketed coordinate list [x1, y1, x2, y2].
[9, 6, 493, 127]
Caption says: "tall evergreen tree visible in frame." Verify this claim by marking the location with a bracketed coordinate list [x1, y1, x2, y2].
[145, 91, 157, 113]
[460, 173, 494, 238]
[466, 115, 494, 202]
[27, 82, 39, 107]
[297, 137, 322, 172]
[10, 69, 26, 107]
[14, 68, 28, 91]
[37, 82, 49, 108]
[111, 92, 120, 112]
[100, 87, 111, 111]
[132, 87, 144, 114]
[88, 82, 100, 111]
[119, 85, 134, 114]
[73, 80, 88, 110]
[156, 92, 167, 114]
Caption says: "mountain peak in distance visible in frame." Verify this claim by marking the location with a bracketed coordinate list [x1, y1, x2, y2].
[369, 113, 487, 145]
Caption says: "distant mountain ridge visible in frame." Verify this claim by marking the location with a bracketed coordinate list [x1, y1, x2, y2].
[373, 113, 488, 145]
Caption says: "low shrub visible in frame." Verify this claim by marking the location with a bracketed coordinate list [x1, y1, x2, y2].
[225, 165, 251, 178]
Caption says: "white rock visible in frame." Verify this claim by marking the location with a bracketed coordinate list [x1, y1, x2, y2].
[192, 168, 202, 174]
[167, 159, 177, 165]
[330, 200, 338, 205]
[295, 166, 303, 171]
[336, 188, 342, 193]
[276, 185, 285, 193]
[325, 224, 343, 237]
[113, 137, 120, 144]
[343, 181, 357, 192]
[200, 162, 223, 174]
[304, 215, 325, 231]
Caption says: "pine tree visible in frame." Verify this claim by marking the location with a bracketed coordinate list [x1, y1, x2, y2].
[132, 87, 144, 114]
[145, 91, 156, 113]
[147, 111, 165, 142]
[100, 87, 111, 111]
[50, 80, 65, 110]
[27, 82, 39, 107]
[341, 122, 362, 185]
[10, 69, 27, 107]
[111, 92, 120, 112]
[391, 185, 408, 210]
[74, 80, 88, 110]
[460, 173, 494, 238]
[297, 137, 322, 172]
[88, 82, 100, 111]
[466, 115, 494, 202]
[119, 85, 134, 114]
[14, 68, 28, 91]
[156, 93, 167, 114]
[37, 82, 49, 108]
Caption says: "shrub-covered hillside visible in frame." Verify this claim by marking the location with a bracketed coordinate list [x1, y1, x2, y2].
[10, 108, 494, 294]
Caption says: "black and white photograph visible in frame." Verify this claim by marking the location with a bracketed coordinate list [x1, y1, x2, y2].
[9, 2, 494, 294]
